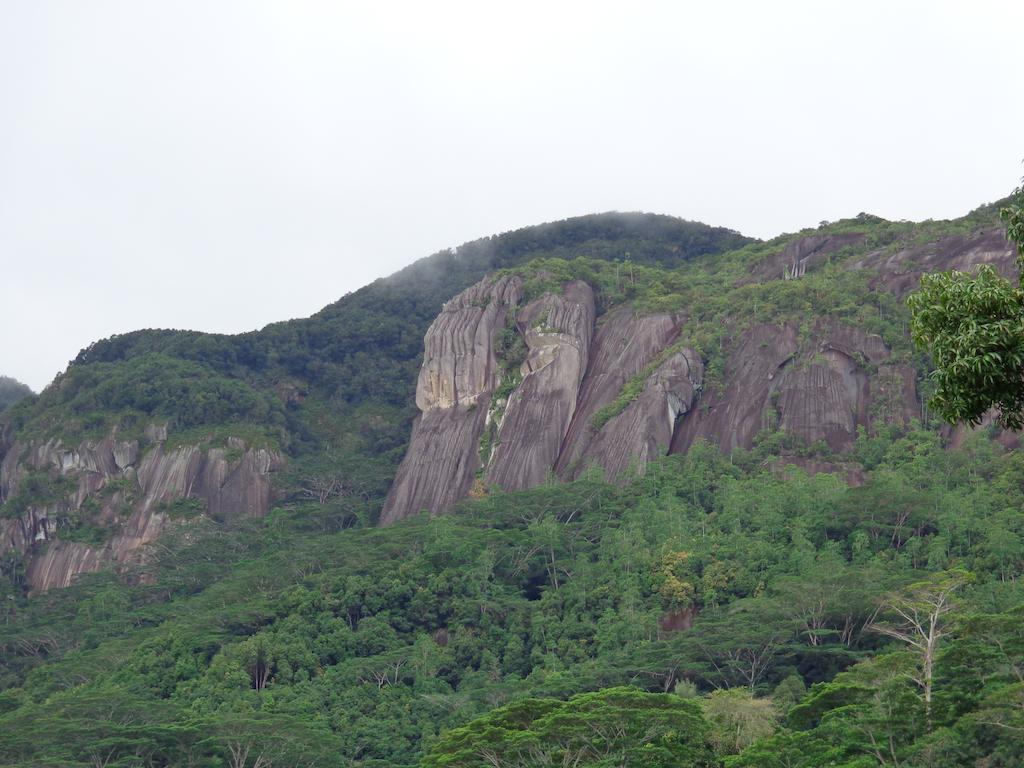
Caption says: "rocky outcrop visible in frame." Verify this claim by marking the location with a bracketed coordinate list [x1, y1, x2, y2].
[485, 282, 595, 491]
[379, 275, 523, 525]
[850, 225, 1020, 446]
[673, 323, 800, 454]
[0, 434, 140, 505]
[851, 226, 1016, 296]
[381, 224, 1021, 523]
[673, 320, 917, 455]
[136, 439, 281, 519]
[415, 275, 524, 411]
[556, 308, 702, 481]
[0, 431, 283, 592]
[568, 347, 703, 481]
[379, 404, 490, 526]
[24, 541, 105, 591]
[743, 233, 865, 284]
[556, 309, 683, 475]
[384, 285, 701, 521]
[772, 324, 889, 452]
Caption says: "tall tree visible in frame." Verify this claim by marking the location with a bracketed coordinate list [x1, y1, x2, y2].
[868, 569, 973, 726]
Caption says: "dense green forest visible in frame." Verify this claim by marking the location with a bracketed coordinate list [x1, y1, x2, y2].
[3, 203, 1024, 766]
[1, 429, 1022, 765]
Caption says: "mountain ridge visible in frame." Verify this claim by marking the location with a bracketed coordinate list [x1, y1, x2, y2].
[3, 200, 1024, 767]
[0, 202, 1014, 592]
[1, 212, 751, 591]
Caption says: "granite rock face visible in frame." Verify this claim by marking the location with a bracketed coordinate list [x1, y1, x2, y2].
[383, 283, 702, 521]
[381, 225, 1022, 523]
[378, 404, 490, 526]
[673, 323, 801, 454]
[742, 233, 865, 284]
[773, 323, 891, 452]
[851, 226, 1016, 296]
[556, 308, 683, 476]
[379, 275, 523, 524]
[673, 320, 915, 455]
[569, 346, 703, 482]
[415, 275, 524, 411]
[485, 281, 596, 491]
[8, 220, 1020, 586]
[0, 431, 283, 592]
[556, 308, 702, 481]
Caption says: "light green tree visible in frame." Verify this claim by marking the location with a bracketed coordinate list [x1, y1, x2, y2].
[868, 568, 973, 725]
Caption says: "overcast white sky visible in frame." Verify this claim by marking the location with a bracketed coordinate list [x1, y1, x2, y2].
[2, 1, 1022, 391]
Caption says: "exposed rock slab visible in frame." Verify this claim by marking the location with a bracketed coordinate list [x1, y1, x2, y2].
[851, 226, 1019, 444]
[569, 347, 703, 482]
[771, 323, 889, 452]
[24, 540, 105, 591]
[380, 275, 522, 523]
[136, 440, 282, 519]
[742, 233, 865, 284]
[485, 281, 595, 491]
[382, 222, 1020, 523]
[673, 323, 800, 454]
[851, 226, 1017, 296]
[379, 404, 489, 525]
[774, 355, 869, 452]
[0, 431, 283, 592]
[555, 308, 684, 477]
[672, 320, 913, 455]
[416, 275, 524, 410]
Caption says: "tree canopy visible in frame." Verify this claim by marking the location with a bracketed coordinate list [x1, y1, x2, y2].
[909, 184, 1024, 427]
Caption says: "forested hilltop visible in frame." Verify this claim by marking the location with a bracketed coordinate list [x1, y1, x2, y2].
[0, 376, 32, 414]
[2, 204, 1023, 766]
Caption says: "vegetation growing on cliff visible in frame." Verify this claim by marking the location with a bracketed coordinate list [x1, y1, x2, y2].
[590, 339, 690, 431]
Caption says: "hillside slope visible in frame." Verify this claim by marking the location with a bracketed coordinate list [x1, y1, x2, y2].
[1, 202, 1023, 767]
[0, 213, 749, 591]
[382, 209, 1017, 522]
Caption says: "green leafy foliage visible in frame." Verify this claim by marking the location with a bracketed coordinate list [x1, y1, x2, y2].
[909, 186, 1024, 428]
[0, 469, 74, 519]
[0, 428, 1022, 765]
[422, 687, 717, 767]
[2, 353, 284, 443]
